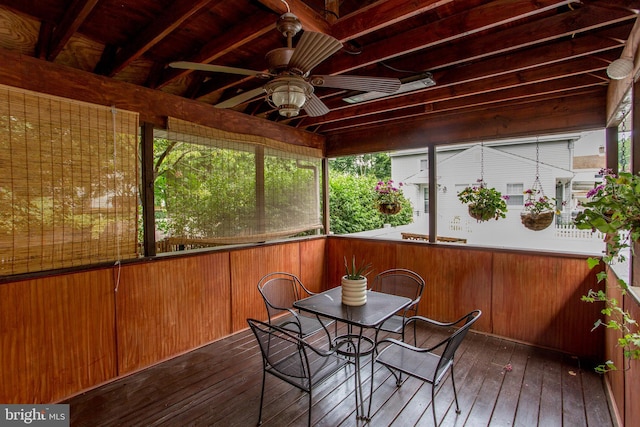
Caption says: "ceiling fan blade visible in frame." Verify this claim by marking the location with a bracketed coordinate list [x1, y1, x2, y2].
[288, 32, 342, 74]
[311, 75, 401, 94]
[215, 87, 266, 108]
[169, 61, 260, 76]
[303, 94, 330, 117]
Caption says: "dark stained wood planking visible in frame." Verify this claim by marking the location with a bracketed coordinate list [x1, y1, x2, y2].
[65, 322, 613, 426]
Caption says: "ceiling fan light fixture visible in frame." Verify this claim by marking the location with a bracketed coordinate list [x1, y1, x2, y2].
[607, 58, 634, 80]
[265, 78, 312, 117]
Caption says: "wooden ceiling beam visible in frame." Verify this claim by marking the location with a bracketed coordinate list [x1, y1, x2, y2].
[303, 36, 622, 127]
[46, 0, 99, 61]
[325, 90, 607, 156]
[320, 0, 581, 75]
[320, 55, 611, 123]
[319, 76, 607, 133]
[155, 14, 276, 89]
[255, 0, 330, 34]
[330, 0, 457, 42]
[103, 0, 218, 77]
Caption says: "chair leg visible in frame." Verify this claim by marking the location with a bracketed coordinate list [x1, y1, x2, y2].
[451, 365, 461, 414]
[257, 369, 266, 426]
[307, 390, 312, 427]
[431, 383, 438, 427]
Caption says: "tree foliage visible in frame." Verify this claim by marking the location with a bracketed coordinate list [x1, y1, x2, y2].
[329, 173, 413, 234]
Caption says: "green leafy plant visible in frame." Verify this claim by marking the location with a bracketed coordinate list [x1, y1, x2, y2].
[343, 255, 374, 280]
[457, 180, 508, 221]
[574, 168, 640, 373]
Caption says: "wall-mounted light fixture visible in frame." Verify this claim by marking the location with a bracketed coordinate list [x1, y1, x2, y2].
[607, 57, 634, 80]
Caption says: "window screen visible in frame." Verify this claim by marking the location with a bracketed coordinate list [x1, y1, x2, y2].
[158, 118, 322, 249]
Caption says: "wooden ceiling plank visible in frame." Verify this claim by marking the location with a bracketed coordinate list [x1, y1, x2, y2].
[47, 0, 99, 61]
[105, 0, 218, 77]
[323, 0, 578, 74]
[320, 77, 606, 133]
[255, 0, 330, 34]
[325, 90, 607, 156]
[331, 0, 456, 42]
[304, 30, 623, 127]
[324, 1, 634, 76]
[307, 54, 615, 126]
[156, 14, 276, 89]
[299, 25, 627, 125]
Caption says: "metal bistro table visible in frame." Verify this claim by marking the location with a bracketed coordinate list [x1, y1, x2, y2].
[293, 286, 412, 421]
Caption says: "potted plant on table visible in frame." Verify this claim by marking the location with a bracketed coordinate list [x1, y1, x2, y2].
[457, 179, 508, 222]
[342, 255, 373, 306]
[520, 188, 559, 231]
[574, 168, 640, 372]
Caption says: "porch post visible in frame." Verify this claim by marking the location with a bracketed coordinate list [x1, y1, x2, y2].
[141, 122, 156, 257]
[428, 145, 437, 243]
[605, 126, 618, 174]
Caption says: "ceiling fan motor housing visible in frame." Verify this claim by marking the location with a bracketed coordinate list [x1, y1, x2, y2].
[277, 12, 302, 38]
[265, 48, 296, 74]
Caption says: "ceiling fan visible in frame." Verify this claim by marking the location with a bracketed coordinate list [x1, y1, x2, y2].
[169, 4, 401, 118]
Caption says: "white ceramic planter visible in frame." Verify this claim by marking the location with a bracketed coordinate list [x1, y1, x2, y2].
[341, 276, 367, 306]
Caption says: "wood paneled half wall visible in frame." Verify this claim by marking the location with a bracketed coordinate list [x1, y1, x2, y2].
[1, 235, 605, 404]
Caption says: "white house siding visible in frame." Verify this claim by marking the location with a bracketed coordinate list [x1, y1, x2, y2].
[388, 133, 605, 255]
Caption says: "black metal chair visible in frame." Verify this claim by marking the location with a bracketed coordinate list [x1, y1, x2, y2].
[247, 318, 349, 426]
[257, 272, 334, 341]
[374, 310, 482, 426]
[370, 268, 425, 342]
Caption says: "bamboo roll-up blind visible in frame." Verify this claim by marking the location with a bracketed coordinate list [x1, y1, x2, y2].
[0, 85, 139, 276]
[161, 118, 322, 248]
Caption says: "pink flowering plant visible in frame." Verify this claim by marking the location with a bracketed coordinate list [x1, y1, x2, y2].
[575, 169, 640, 260]
[457, 180, 508, 221]
[522, 188, 559, 215]
[374, 180, 406, 206]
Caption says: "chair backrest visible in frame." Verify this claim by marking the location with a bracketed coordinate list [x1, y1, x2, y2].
[435, 310, 481, 381]
[247, 318, 310, 384]
[371, 269, 425, 314]
[257, 272, 311, 321]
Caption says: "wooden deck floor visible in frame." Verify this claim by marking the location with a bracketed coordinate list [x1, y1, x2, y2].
[65, 322, 613, 427]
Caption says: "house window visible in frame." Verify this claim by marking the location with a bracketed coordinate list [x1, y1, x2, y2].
[505, 183, 524, 206]
[420, 159, 428, 171]
[423, 186, 429, 213]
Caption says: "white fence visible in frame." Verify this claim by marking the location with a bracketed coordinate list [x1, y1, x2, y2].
[554, 223, 605, 240]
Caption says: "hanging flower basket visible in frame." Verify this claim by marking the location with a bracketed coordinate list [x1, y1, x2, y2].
[468, 204, 498, 222]
[521, 186, 558, 231]
[458, 181, 508, 222]
[377, 203, 402, 215]
[520, 210, 554, 231]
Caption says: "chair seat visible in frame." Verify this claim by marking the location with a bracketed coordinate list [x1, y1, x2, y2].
[376, 344, 447, 384]
[273, 313, 333, 337]
[269, 350, 349, 390]
[378, 314, 405, 333]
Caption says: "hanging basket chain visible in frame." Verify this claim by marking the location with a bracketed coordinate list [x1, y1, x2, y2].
[532, 137, 545, 196]
[480, 141, 485, 185]
[521, 136, 555, 231]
